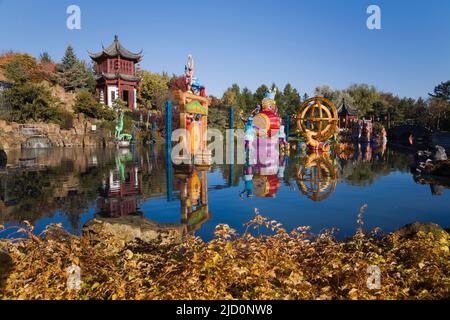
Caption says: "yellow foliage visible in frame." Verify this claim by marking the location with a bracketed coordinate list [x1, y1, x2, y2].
[0, 214, 449, 300]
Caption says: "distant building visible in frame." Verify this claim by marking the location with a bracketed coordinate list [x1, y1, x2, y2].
[89, 35, 143, 109]
[337, 99, 357, 129]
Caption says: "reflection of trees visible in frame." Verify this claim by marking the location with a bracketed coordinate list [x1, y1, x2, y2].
[217, 164, 242, 187]
[140, 146, 168, 197]
[0, 149, 116, 230]
[336, 145, 412, 186]
[293, 146, 414, 198]
[0, 143, 422, 234]
[1, 170, 59, 222]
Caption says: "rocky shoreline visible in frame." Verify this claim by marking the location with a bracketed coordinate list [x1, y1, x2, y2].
[413, 145, 450, 178]
[0, 117, 113, 151]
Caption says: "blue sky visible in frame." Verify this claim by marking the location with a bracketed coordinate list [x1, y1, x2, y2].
[0, 0, 449, 99]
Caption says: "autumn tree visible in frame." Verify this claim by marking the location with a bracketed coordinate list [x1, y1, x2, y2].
[138, 70, 170, 111]
[221, 86, 238, 106]
[346, 84, 379, 118]
[2, 53, 37, 83]
[314, 85, 336, 101]
[0, 54, 66, 124]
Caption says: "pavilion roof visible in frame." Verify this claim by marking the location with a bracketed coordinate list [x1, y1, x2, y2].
[89, 35, 143, 62]
[337, 99, 357, 116]
[95, 73, 141, 82]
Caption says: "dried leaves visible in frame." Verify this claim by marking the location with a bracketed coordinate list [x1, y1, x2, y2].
[0, 210, 449, 300]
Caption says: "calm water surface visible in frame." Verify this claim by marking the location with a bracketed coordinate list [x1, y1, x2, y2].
[1, 145, 449, 241]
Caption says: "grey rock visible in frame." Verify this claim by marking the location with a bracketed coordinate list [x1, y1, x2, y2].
[434, 145, 448, 161]
[83, 215, 185, 248]
[395, 222, 448, 240]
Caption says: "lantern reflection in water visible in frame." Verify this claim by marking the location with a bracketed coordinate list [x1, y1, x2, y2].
[296, 153, 337, 202]
[174, 164, 211, 234]
[241, 138, 287, 199]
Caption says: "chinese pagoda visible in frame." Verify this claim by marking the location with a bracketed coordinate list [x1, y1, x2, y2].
[89, 35, 143, 109]
[337, 98, 357, 129]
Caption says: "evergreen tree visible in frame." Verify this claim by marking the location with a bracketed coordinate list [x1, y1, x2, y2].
[254, 84, 269, 104]
[428, 97, 449, 131]
[61, 45, 77, 69]
[303, 93, 309, 102]
[279, 83, 300, 117]
[241, 87, 255, 113]
[57, 45, 95, 93]
[429, 81, 450, 102]
[3, 80, 63, 124]
[39, 52, 53, 64]
[428, 81, 450, 130]
[138, 70, 170, 111]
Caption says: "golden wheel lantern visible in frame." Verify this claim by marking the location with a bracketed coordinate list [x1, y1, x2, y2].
[296, 97, 338, 146]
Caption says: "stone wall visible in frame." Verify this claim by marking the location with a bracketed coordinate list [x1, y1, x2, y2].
[0, 117, 114, 150]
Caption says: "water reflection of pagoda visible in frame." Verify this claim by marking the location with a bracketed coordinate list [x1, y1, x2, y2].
[95, 150, 212, 235]
[97, 162, 142, 217]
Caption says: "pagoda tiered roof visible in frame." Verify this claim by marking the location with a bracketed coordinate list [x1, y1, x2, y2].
[88, 35, 143, 62]
[94, 73, 141, 82]
[337, 99, 357, 116]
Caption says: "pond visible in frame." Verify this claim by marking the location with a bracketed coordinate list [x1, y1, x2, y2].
[0, 144, 449, 241]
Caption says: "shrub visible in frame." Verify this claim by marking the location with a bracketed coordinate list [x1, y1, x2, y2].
[3, 81, 63, 124]
[0, 54, 65, 125]
[1, 53, 37, 84]
[74, 91, 115, 121]
[0, 211, 448, 300]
